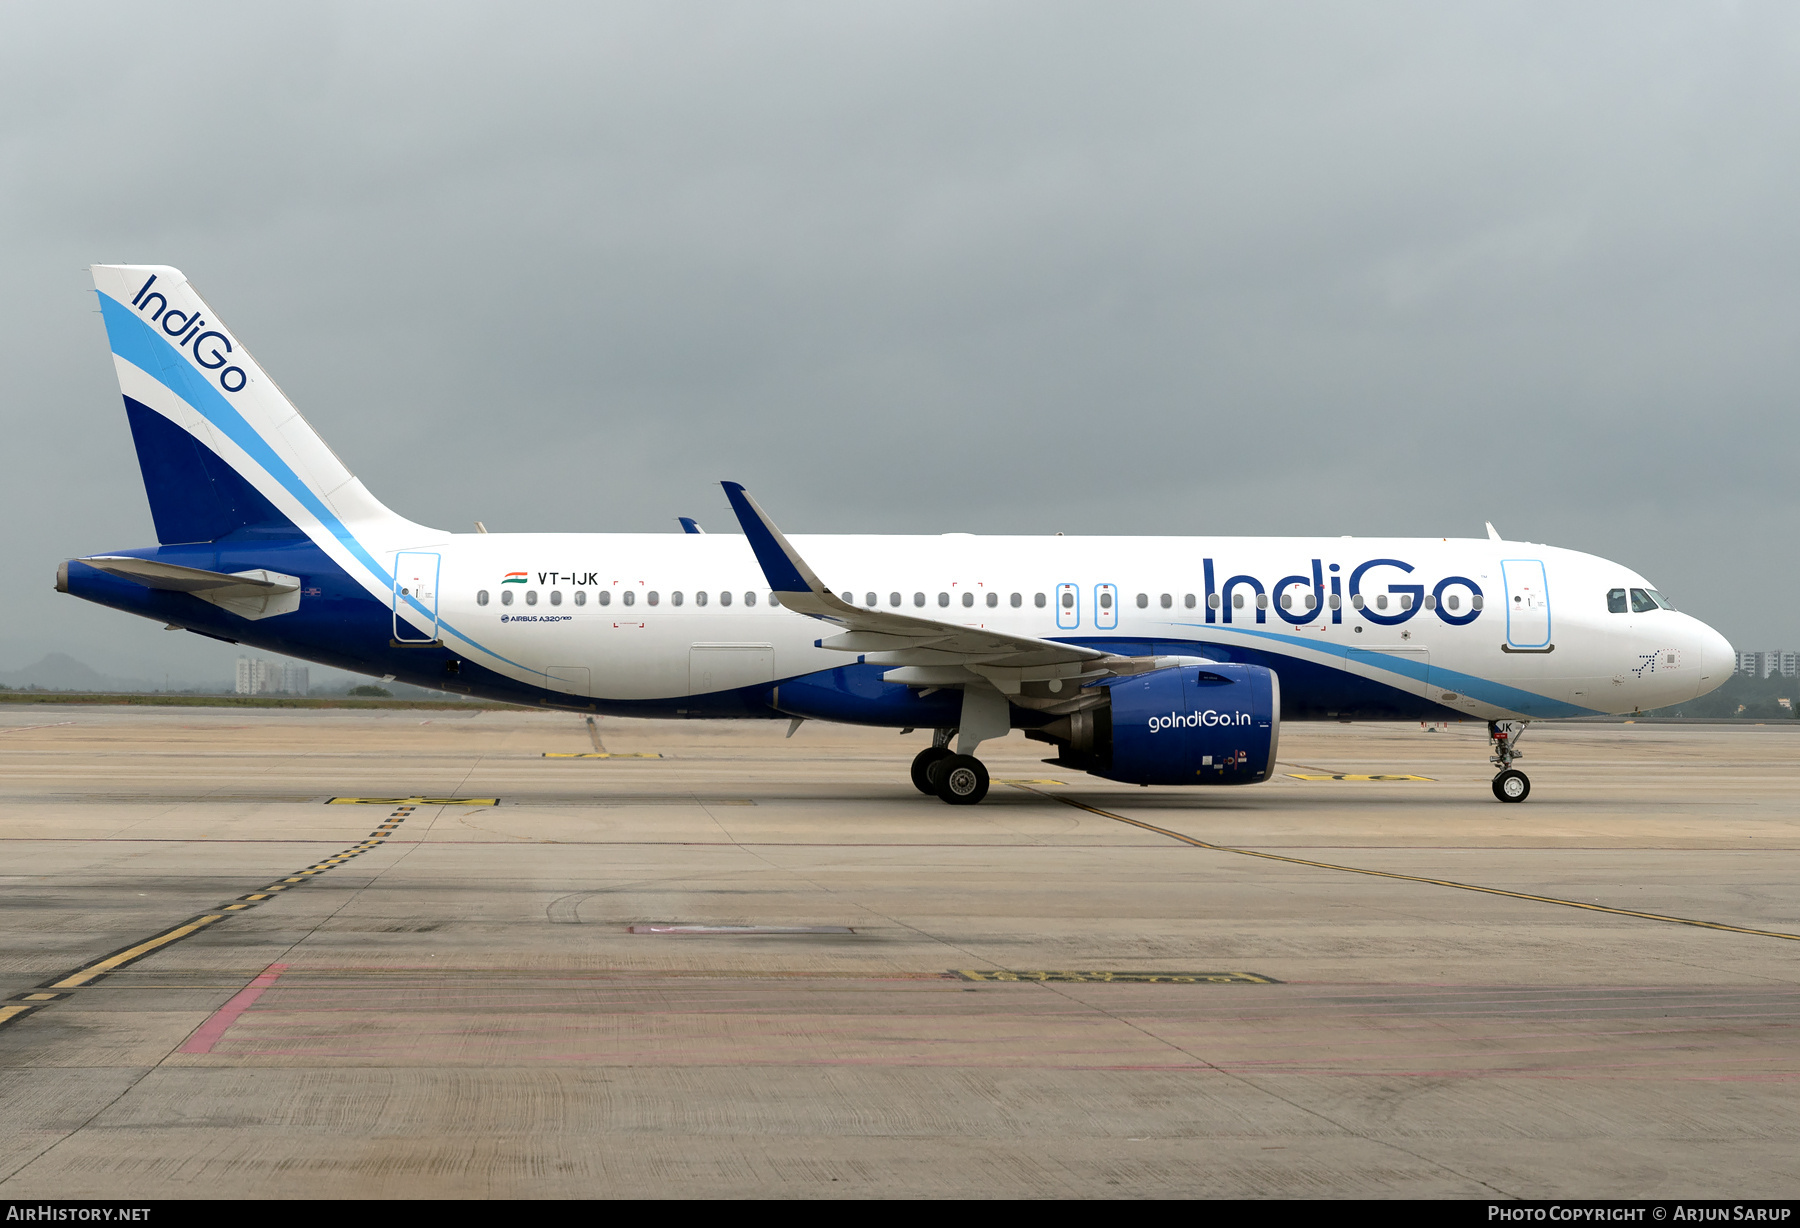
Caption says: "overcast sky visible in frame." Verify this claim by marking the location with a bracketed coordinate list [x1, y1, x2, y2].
[2, 2, 1797, 681]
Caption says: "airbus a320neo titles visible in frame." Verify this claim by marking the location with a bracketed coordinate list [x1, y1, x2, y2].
[59, 265, 1735, 804]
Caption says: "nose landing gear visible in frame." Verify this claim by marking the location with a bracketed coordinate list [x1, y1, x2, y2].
[1488, 720, 1531, 803]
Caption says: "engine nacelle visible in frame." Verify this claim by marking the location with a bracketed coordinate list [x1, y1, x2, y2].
[1033, 663, 1280, 786]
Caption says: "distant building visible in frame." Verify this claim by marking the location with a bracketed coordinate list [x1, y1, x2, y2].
[1736, 651, 1799, 679]
[236, 657, 308, 695]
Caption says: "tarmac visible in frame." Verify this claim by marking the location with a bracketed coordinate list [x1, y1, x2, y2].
[0, 705, 1796, 1199]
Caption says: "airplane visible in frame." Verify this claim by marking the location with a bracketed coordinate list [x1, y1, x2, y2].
[58, 265, 1736, 805]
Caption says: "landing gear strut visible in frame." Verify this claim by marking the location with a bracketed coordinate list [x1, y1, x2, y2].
[1488, 720, 1531, 803]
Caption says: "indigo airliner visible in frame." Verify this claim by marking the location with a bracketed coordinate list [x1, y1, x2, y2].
[59, 265, 1735, 804]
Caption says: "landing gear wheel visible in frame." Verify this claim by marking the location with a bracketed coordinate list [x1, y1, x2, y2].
[1492, 769, 1530, 803]
[934, 754, 990, 805]
[911, 746, 954, 795]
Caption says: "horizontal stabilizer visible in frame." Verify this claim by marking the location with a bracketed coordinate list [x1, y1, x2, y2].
[79, 556, 302, 621]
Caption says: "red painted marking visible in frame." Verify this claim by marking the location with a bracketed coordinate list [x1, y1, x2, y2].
[178, 962, 288, 1054]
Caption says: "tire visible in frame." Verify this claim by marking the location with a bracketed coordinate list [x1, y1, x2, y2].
[934, 754, 990, 805]
[1492, 769, 1530, 803]
[911, 746, 953, 795]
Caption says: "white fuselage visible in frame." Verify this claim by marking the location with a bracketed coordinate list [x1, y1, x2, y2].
[394, 531, 1734, 719]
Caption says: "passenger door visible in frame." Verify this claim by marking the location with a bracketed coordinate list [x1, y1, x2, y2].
[1500, 559, 1552, 649]
[392, 552, 440, 643]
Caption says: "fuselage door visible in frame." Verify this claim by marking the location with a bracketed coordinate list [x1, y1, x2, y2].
[1094, 583, 1118, 630]
[1500, 559, 1551, 648]
[392, 551, 440, 643]
[1055, 583, 1080, 630]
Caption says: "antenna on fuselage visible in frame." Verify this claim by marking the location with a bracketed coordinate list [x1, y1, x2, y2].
[1485, 522, 1502, 543]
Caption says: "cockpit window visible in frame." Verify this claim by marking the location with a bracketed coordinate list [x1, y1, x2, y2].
[1607, 588, 1627, 614]
[1629, 588, 1673, 613]
[1648, 589, 1673, 610]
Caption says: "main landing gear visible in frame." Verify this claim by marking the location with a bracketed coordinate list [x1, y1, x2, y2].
[910, 735, 991, 806]
[1488, 719, 1531, 803]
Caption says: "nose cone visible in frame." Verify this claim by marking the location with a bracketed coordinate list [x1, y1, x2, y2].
[1687, 618, 1735, 700]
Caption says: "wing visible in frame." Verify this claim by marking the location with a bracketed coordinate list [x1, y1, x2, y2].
[721, 482, 1196, 698]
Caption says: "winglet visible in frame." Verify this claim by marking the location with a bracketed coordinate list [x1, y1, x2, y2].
[677, 517, 705, 535]
[720, 482, 826, 596]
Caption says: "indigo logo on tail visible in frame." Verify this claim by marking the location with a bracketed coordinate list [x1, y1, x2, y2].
[130, 274, 248, 394]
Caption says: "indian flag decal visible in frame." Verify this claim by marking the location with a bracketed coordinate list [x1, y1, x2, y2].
[502, 572, 528, 584]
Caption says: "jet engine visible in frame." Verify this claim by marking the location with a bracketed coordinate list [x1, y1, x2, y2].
[1027, 662, 1280, 786]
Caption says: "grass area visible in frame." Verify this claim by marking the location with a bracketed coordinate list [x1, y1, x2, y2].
[0, 692, 523, 710]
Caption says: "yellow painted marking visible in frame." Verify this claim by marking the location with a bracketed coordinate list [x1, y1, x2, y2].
[956, 970, 1277, 984]
[47, 916, 226, 989]
[22, 993, 59, 1001]
[223, 904, 250, 911]
[997, 778, 1067, 786]
[243, 894, 271, 901]
[327, 797, 498, 805]
[0, 1004, 33, 1025]
[1286, 773, 1436, 782]
[542, 752, 663, 759]
[1007, 784, 1800, 944]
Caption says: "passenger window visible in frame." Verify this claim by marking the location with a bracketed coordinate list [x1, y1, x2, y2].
[526, 590, 538, 606]
[1256, 594, 1268, 610]
[1375, 594, 1388, 610]
[622, 591, 635, 607]
[1630, 588, 1657, 613]
[1160, 593, 1172, 609]
[1184, 594, 1195, 609]
[914, 592, 925, 607]
[598, 591, 611, 606]
[1471, 595, 1483, 610]
[744, 592, 756, 607]
[695, 591, 707, 607]
[1446, 594, 1459, 611]
[720, 591, 732, 606]
[1233, 593, 1244, 609]
[1209, 593, 1221, 609]
[1607, 588, 1627, 613]
[963, 592, 975, 607]
[647, 591, 659, 606]
[866, 592, 877, 607]
[937, 592, 949, 607]
[477, 590, 489, 606]
[1100, 591, 1114, 610]
[1400, 594, 1412, 611]
[840, 592, 853, 603]
[1061, 591, 1075, 609]
[671, 591, 682, 606]
[1280, 593, 1293, 610]
[1422, 594, 1435, 610]
[1136, 593, 1148, 609]
[550, 590, 562, 606]
[1305, 593, 1317, 610]
[501, 589, 513, 606]
[890, 592, 901, 607]
[575, 590, 587, 606]
[769, 593, 780, 608]
[1011, 593, 1022, 608]
[985, 592, 997, 608]
[1328, 594, 1341, 610]
[1035, 593, 1046, 608]
[1351, 594, 1364, 610]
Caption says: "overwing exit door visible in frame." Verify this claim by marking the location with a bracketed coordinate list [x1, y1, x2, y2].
[392, 551, 440, 643]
